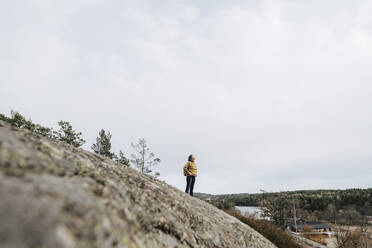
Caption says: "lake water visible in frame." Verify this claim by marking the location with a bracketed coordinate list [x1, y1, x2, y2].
[235, 206, 266, 219]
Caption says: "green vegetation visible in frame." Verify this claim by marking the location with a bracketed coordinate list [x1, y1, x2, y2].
[260, 192, 295, 228]
[115, 150, 130, 167]
[1, 111, 54, 138]
[1, 110, 159, 172]
[0, 111, 84, 146]
[91, 129, 116, 159]
[55, 120, 85, 147]
[204, 189, 372, 225]
[90, 131, 130, 167]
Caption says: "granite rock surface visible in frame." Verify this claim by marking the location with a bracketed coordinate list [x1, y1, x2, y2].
[0, 121, 277, 248]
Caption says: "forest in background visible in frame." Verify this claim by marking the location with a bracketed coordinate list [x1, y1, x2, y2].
[196, 188, 372, 225]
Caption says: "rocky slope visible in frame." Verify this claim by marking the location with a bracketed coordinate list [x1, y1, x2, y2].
[0, 121, 277, 248]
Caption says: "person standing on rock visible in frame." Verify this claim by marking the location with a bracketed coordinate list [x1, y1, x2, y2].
[184, 154, 197, 196]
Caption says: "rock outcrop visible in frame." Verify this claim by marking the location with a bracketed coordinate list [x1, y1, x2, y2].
[0, 121, 277, 248]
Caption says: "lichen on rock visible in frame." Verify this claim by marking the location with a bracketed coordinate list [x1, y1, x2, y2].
[0, 121, 277, 248]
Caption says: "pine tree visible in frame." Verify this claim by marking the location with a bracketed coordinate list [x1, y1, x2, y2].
[115, 150, 130, 167]
[130, 138, 160, 177]
[91, 129, 115, 159]
[55, 121, 85, 148]
[0, 113, 9, 122]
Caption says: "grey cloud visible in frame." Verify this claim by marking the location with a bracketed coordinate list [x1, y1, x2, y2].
[1, 0, 371, 194]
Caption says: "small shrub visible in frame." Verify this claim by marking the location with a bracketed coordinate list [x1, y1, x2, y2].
[1, 111, 85, 147]
[2, 111, 55, 138]
[115, 150, 130, 167]
[334, 226, 370, 248]
[55, 120, 85, 147]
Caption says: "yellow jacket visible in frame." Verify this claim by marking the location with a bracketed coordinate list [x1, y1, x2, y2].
[183, 161, 197, 176]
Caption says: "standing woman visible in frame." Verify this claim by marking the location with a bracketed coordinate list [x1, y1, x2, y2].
[184, 154, 197, 196]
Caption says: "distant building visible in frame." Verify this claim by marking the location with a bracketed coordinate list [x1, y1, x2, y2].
[366, 216, 372, 224]
[289, 219, 332, 233]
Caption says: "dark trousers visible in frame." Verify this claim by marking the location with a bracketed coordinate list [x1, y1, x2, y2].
[185, 176, 196, 196]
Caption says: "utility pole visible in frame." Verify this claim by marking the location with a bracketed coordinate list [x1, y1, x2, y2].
[293, 200, 298, 233]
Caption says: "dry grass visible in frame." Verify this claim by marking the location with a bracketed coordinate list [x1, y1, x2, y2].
[224, 208, 304, 248]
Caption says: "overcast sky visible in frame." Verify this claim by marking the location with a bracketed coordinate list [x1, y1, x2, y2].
[1, 0, 372, 194]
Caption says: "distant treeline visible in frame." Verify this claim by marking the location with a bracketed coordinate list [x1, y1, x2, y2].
[214, 189, 372, 211]
[196, 188, 372, 225]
